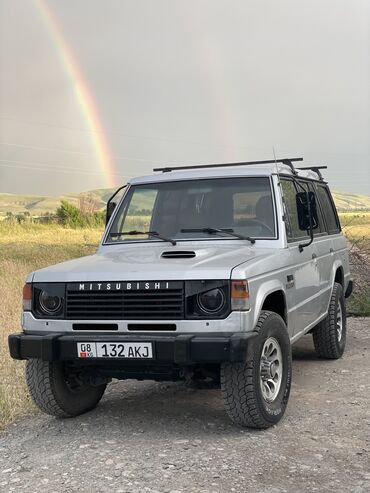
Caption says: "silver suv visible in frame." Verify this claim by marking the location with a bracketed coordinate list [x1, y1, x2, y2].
[9, 158, 352, 428]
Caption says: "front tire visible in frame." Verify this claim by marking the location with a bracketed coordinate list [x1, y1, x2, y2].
[26, 359, 106, 418]
[221, 311, 292, 429]
[312, 282, 346, 359]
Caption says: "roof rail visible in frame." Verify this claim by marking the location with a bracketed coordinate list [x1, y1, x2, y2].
[153, 157, 303, 173]
[296, 166, 327, 181]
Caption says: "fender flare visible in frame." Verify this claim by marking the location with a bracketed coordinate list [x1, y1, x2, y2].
[326, 260, 344, 312]
[252, 279, 287, 330]
[330, 260, 344, 287]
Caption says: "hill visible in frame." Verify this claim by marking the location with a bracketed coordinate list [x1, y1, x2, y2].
[0, 189, 112, 216]
[0, 188, 369, 216]
[330, 191, 370, 211]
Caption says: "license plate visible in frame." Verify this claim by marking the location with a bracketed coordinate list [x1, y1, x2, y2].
[77, 342, 153, 359]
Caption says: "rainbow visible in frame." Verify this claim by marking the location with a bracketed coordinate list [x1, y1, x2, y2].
[34, 0, 117, 188]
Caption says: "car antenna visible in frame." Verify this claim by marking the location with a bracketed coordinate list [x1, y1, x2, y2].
[272, 146, 279, 180]
[273, 146, 286, 226]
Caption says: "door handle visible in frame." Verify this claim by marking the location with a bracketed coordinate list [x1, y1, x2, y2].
[330, 248, 334, 254]
[312, 253, 317, 260]
[286, 274, 294, 288]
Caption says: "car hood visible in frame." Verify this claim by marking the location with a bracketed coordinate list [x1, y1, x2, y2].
[31, 242, 276, 282]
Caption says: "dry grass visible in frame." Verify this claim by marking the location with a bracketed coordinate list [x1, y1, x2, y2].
[0, 216, 369, 429]
[338, 213, 370, 316]
[339, 212, 370, 254]
[0, 224, 102, 429]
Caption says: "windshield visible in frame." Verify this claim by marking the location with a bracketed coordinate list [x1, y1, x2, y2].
[106, 177, 276, 243]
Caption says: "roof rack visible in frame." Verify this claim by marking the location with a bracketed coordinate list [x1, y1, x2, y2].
[296, 166, 327, 181]
[153, 157, 303, 173]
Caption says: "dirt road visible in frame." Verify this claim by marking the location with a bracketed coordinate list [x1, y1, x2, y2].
[1, 318, 369, 493]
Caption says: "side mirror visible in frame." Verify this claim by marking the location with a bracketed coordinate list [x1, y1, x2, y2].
[296, 191, 318, 231]
[106, 201, 116, 226]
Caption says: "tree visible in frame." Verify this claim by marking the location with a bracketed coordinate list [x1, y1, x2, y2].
[56, 200, 83, 227]
[56, 200, 105, 228]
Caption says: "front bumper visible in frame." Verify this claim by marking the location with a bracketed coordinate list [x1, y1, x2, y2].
[8, 331, 257, 364]
[21, 310, 246, 333]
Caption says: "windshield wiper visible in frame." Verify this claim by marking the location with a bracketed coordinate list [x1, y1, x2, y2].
[108, 230, 177, 246]
[181, 228, 255, 244]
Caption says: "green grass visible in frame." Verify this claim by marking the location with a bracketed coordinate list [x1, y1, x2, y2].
[348, 290, 370, 317]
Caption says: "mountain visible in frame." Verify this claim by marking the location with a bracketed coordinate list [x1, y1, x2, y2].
[0, 189, 369, 215]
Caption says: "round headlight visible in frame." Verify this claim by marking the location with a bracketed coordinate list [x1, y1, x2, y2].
[197, 288, 225, 314]
[39, 291, 62, 314]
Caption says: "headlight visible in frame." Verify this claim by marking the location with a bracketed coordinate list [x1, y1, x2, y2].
[185, 281, 230, 319]
[39, 290, 62, 314]
[197, 288, 225, 314]
[32, 283, 65, 318]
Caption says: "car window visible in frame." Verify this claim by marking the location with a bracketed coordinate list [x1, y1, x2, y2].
[316, 185, 340, 233]
[280, 178, 309, 240]
[121, 189, 158, 234]
[107, 177, 276, 242]
[306, 182, 326, 235]
[232, 190, 275, 235]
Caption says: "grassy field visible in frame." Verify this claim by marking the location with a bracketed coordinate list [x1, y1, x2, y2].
[339, 212, 370, 251]
[339, 212, 370, 316]
[0, 224, 103, 429]
[0, 215, 369, 429]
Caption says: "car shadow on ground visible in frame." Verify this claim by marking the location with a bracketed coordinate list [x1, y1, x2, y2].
[96, 380, 234, 432]
[291, 334, 322, 361]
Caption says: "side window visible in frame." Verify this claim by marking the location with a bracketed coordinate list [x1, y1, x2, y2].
[280, 179, 309, 240]
[307, 182, 326, 235]
[316, 186, 340, 233]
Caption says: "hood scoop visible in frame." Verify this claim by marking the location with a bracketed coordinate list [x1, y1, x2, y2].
[161, 250, 196, 259]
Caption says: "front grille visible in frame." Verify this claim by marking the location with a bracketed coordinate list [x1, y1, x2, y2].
[66, 282, 184, 320]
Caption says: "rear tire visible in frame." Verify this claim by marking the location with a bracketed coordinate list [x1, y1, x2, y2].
[312, 282, 346, 359]
[221, 311, 292, 429]
[26, 359, 106, 418]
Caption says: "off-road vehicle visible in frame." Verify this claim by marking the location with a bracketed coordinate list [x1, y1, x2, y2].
[9, 157, 352, 428]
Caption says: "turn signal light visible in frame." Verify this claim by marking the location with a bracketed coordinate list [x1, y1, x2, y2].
[23, 283, 32, 311]
[231, 280, 250, 311]
[231, 280, 249, 298]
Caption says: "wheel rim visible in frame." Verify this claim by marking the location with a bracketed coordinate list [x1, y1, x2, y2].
[260, 337, 283, 403]
[336, 302, 343, 342]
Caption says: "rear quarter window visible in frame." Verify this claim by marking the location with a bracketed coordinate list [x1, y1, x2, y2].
[316, 185, 341, 234]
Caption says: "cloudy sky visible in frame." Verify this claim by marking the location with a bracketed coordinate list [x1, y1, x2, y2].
[0, 0, 369, 196]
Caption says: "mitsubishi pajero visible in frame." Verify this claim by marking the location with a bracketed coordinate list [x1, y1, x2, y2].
[9, 157, 352, 428]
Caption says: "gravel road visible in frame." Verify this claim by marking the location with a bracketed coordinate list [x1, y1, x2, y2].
[1, 318, 369, 493]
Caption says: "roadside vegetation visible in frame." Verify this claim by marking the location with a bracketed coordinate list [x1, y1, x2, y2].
[0, 210, 369, 429]
[0, 224, 102, 429]
[340, 212, 370, 316]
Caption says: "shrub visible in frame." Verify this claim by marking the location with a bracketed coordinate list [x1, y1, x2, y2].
[56, 200, 105, 228]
